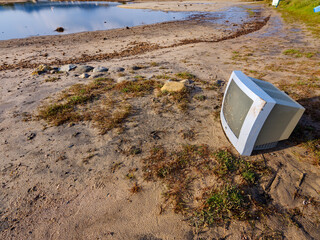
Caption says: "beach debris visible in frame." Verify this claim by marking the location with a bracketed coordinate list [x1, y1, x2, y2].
[79, 73, 90, 79]
[161, 81, 185, 93]
[93, 66, 109, 73]
[75, 65, 94, 73]
[26, 132, 36, 140]
[272, 0, 280, 7]
[55, 27, 64, 32]
[59, 64, 77, 72]
[32, 64, 49, 75]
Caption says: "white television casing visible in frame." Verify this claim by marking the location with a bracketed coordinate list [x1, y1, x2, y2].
[220, 71, 305, 156]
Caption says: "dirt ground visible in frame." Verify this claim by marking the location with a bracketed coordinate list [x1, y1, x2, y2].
[0, 1, 319, 239]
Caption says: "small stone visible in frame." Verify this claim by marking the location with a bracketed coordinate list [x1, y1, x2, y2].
[161, 81, 185, 93]
[131, 66, 142, 71]
[59, 64, 77, 72]
[215, 80, 225, 87]
[76, 65, 94, 73]
[79, 73, 89, 79]
[93, 66, 108, 73]
[27, 132, 36, 140]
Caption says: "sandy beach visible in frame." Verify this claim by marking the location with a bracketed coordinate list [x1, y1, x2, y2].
[0, 1, 320, 239]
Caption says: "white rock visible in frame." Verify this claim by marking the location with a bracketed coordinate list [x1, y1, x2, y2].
[79, 73, 90, 79]
[59, 64, 77, 72]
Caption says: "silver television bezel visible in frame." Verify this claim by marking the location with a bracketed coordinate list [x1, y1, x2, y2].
[220, 71, 276, 156]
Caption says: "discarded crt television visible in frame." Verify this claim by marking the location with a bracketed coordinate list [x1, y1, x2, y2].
[220, 71, 305, 156]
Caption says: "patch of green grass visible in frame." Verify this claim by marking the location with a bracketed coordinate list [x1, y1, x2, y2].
[282, 49, 317, 58]
[114, 80, 160, 97]
[194, 95, 206, 101]
[283, 49, 303, 57]
[175, 72, 196, 80]
[275, 0, 320, 36]
[195, 185, 249, 225]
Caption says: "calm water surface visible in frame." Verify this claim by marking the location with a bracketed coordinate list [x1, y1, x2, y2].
[0, 1, 195, 40]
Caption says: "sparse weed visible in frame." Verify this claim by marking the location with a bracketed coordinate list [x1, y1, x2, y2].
[130, 182, 142, 193]
[175, 72, 196, 80]
[38, 78, 161, 133]
[45, 77, 60, 82]
[143, 145, 271, 227]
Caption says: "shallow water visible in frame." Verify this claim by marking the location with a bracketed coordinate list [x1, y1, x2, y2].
[0, 1, 195, 40]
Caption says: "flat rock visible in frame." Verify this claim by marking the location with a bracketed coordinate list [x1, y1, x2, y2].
[60, 64, 77, 72]
[93, 66, 109, 73]
[161, 81, 185, 93]
[76, 65, 94, 73]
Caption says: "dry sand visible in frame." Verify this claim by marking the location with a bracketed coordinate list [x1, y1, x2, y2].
[0, 1, 320, 239]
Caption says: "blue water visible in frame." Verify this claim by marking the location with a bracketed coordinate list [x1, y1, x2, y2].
[0, 1, 195, 40]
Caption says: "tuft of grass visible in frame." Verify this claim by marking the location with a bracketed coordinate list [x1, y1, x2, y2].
[175, 72, 196, 80]
[130, 182, 142, 194]
[282, 49, 317, 58]
[283, 49, 303, 58]
[150, 62, 159, 67]
[194, 95, 206, 101]
[194, 185, 249, 226]
[114, 80, 160, 97]
[110, 162, 123, 173]
[45, 77, 60, 82]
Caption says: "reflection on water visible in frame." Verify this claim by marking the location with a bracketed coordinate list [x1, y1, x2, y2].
[0, 1, 194, 40]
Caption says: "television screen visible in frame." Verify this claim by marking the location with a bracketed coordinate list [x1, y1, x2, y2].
[223, 80, 253, 138]
[220, 71, 305, 156]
